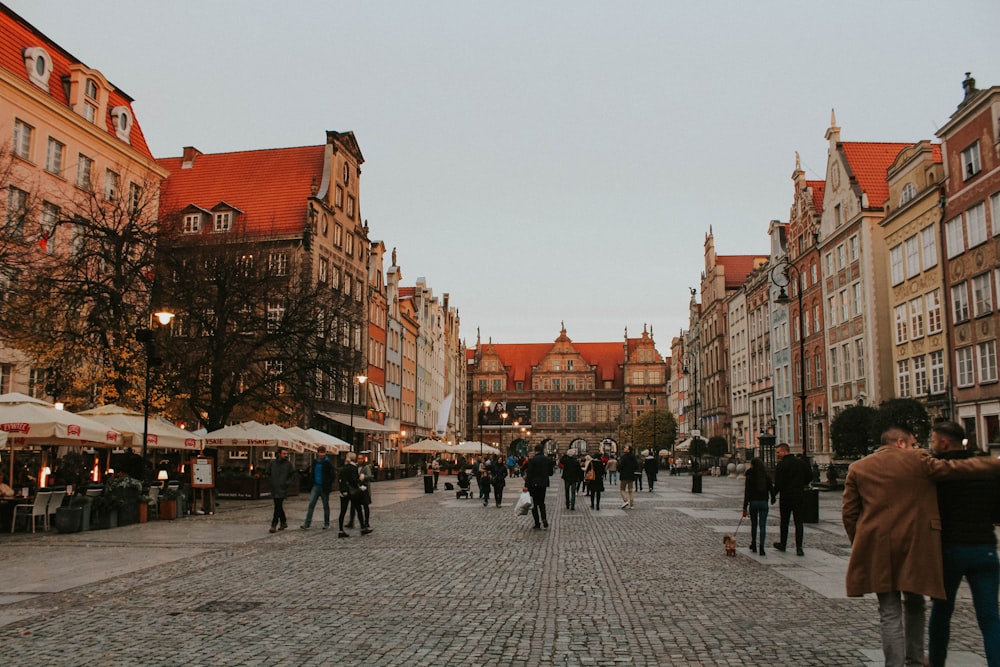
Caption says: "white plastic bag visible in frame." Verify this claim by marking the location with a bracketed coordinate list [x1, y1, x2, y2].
[515, 491, 532, 515]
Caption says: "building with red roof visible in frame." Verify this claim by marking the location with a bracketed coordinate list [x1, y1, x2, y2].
[0, 4, 168, 396]
[467, 323, 668, 457]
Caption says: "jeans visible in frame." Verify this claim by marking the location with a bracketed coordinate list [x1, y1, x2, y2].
[608, 471, 618, 484]
[777, 492, 804, 549]
[928, 543, 1000, 667]
[876, 591, 925, 667]
[748, 499, 768, 546]
[564, 480, 577, 509]
[303, 484, 330, 527]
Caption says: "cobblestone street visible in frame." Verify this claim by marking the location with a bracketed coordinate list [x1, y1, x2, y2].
[0, 474, 991, 666]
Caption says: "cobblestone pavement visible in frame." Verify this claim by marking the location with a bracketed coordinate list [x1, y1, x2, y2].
[0, 474, 992, 666]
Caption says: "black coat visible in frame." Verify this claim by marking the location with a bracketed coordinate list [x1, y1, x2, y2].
[618, 451, 639, 479]
[936, 450, 1000, 545]
[585, 459, 605, 493]
[773, 454, 809, 500]
[560, 454, 583, 483]
[524, 453, 554, 488]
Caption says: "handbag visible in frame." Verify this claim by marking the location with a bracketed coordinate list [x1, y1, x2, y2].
[584, 467, 596, 482]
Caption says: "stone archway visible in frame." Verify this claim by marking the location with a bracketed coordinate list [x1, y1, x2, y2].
[540, 438, 557, 455]
[568, 438, 588, 454]
[509, 438, 529, 459]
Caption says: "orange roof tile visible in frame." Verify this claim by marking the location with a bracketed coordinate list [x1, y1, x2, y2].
[841, 142, 911, 209]
[719, 255, 767, 289]
[806, 180, 825, 213]
[0, 6, 154, 160]
[479, 340, 637, 389]
[157, 146, 325, 237]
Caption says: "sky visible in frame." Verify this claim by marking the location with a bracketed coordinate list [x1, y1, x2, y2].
[7, 0, 1000, 348]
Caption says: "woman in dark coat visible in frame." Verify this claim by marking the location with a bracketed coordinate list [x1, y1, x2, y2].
[490, 455, 508, 507]
[338, 452, 370, 538]
[743, 457, 773, 556]
[585, 455, 606, 510]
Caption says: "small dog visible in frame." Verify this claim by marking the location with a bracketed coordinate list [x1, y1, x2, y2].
[723, 534, 737, 557]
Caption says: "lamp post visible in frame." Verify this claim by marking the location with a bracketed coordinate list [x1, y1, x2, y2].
[349, 374, 368, 454]
[479, 399, 491, 464]
[772, 257, 808, 463]
[136, 310, 174, 483]
[682, 357, 699, 436]
[647, 394, 657, 456]
[499, 411, 508, 457]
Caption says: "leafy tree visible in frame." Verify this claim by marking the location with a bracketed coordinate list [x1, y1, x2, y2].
[707, 435, 728, 462]
[874, 398, 930, 445]
[831, 405, 880, 459]
[688, 436, 707, 461]
[631, 408, 677, 454]
[156, 227, 364, 431]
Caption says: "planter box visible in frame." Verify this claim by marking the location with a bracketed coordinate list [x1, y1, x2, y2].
[95, 507, 118, 530]
[138, 502, 148, 523]
[118, 501, 139, 526]
[159, 499, 177, 520]
[55, 506, 83, 533]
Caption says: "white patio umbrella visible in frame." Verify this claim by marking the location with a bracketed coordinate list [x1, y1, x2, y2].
[203, 421, 291, 448]
[402, 439, 455, 454]
[79, 405, 203, 451]
[452, 440, 501, 456]
[287, 427, 351, 453]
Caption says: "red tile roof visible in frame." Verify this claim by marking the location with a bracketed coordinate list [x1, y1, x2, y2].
[719, 255, 767, 289]
[806, 180, 825, 213]
[477, 339, 641, 389]
[0, 6, 154, 160]
[841, 142, 911, 209]
[157, 146, 325, 237]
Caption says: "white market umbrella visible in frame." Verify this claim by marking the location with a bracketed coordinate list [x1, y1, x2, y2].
[402, 439, 455, 454]
[79, 405, 203, 451]
[287, 427, 351, 453]
[0, 394, 122, 447]
[452, 440, 500, 456]
[203, 421, 290, 448]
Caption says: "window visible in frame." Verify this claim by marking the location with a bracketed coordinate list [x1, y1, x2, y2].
[956, 346, 975, 387]
[104, 169, 119, 201]
[894, 304, 908, 345]
[213, 212, 232, 232]
[128, 182, 141, 213]
[492, 379, 502, 392]
[951, 282, 970, 323]
[76, 154, 93, 190]
[810, 262, 818, 283]
[913, 355, 927, 396]
[815, 355, 822, 385]
[12, 119, 32, 160]
[961, 142, 981, 179]
[5, 187, 27, 238]
[347, 196, 355, 218]
[909, 297, 924, 339]
[921, 225, 937, 268]
[899, 183, 917, 206]
[84, 78, 98, 99]
[849, 235, 859, 262]
[890, 245, 904, 285]
[926, 290, 943, 334]
[830, 348, 839, 384]
[812, 305, 820, 334]
[343, 162, 350, 185]
[825, 252, 834, 277]
[334, 224, 343, 247]
[979, 341, 998, 383]
[330, 267, 339, 289]
[992, 193, 1000, 237]
[550, 405, 561, 422]
[267, 303, 284, 332]
[40, 202, 58, 254]
[268, 252, 288, 276]
[853, 283, 863, 317]
[855, 339, 865, 378]
[837, 244, 846, 269]
[45, 138, 64, 175]
[972, 273, 993, 316]
[552, 378, 561, 391]
[840, 289, 848, 321]
[335, 186, 343, 208]
[834, 204, 842, 227]
[536, 405, 547, 422]
[945, 216, 964, 258]
[318, 258, 328, 283]
[82, 78, 98, 123]
[0, 364, 11, 393]
[183, 214, 201, 233]
[567, 405, 578, 422]
[965, 203, 988, 248]
[842, 343, 851, 381]
[904, 235, 920, 278]
[930, 350, 945, 394]
[827, 295, 837, 326]
[897, 360, 911, 398]
[346, 234, 354, 256]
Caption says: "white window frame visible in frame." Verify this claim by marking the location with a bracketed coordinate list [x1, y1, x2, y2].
[929, 350, 945, 394]
[956, 346, 975, 387]
[104, 169, 119, 202]
[951, 282, 970, 323]
[913, 355, 927, 397]
[921, 225, 938, 268]
[894, 304, 908, 345]
[897, 359, 911, 398]
[945, 216, 964, 259]
[972, 273, 993, 317]
[961, 142, 981, 180]
[12, 119, 32, 160]
[183, 213, 201, 233]
[978, 340, 998, 384]
[40, 201, 58, 254]
[909, 297, 924, 339]
[904, 235, 920, 278]
[213, 211, 232, 232]
[890, 245, 904, 285]
[926, 290, 943, 334]
[849, 235, 859, 262]
[45, 137, 63, 175]
[855, 339, 865, 379]
[76, 154, 93, 191]
[992, 193, 1000, 238]
[966, 203, 987, 247]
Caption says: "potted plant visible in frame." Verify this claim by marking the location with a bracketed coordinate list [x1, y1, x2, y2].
[159, 486, 180, 520]
[91, 492, 118, 529]
[106, 474, 142, 526]
[55, 494, 86, 533]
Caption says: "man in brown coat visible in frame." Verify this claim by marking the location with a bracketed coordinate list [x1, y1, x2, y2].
[843, 426, 1000, 667]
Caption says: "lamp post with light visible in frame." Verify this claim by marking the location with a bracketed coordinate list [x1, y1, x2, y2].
[479, 399, 491, 464]
[136, 310, 175, 482]
[771, 257, 808, 463]
[647, 394, 657, 456]
[349, 374, 368, 454]
[499, 411, 508, 458]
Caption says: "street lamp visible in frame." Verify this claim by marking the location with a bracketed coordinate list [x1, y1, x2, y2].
[136, 310, 174, 483]
[479, 399, 491, 464]
[499, 411, 508, 457]
[772, 256, 808, 463]
[349, 374, 368, 454]
[647, 394, 657, 456]
[682, 357, 699, 436]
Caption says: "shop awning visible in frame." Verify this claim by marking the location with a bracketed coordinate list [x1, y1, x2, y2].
[316, 411, 397, 433]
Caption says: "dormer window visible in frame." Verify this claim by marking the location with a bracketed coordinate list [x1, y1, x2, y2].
[183, 213, 201, 233]
[214, 211, 232, 232]
[961, 142, 981, 180]
[81, 79, 98, 123]
[899, 183, 917, 207]
[23, 47, 53, 90]
[110, 107, 133, 143]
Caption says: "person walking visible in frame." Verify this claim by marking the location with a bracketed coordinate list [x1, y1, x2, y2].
[431, 456, 441, 490]
[301, 446, 336, 530]
[618, 446, 639, 509]
[743, 457, 773, 556]
[843, 426, 1000, 667]
[643, 450, 658, 492]
[523, 443, 554, 529]
[559, 449, 583, 511]
[337, 452, 369, 537]
[490, 454, 508, 507]
[585, 455, 606, 510]
[771, 442, 811, 555]
[606, 456, 618, 484]
[356, 454, 374, 533]
[634, 451, 644, 491]
[266, 448, 294, 533]
[927, 421, 1000, 667]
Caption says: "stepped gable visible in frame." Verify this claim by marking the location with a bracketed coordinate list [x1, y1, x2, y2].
[840, 142, 911, 208]
[158, 145, 325, 237]
[0, 6, 153, 159]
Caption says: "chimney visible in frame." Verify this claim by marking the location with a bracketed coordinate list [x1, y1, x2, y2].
[961, 72, 978, 104]
[181, 146, 202, 169]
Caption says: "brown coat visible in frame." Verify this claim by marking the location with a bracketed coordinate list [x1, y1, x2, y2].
[842, 445, 1000, 599]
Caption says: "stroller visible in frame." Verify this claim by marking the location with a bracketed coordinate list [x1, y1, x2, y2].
[455, 469, 472, 499]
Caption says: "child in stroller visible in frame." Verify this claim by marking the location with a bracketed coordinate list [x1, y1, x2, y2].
[455, 469, 472, 499]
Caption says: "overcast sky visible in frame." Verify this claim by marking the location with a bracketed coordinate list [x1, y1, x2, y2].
[8, 0, 999, 348]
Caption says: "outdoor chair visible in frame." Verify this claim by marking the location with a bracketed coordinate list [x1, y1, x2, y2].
[12, 490, 52, 533]
[45, 489, 66, 530]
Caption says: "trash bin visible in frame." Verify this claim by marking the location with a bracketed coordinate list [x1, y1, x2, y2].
[691, 473, 702, 494]
[423, 475, 434, 494]
[801, 488, 819, 523]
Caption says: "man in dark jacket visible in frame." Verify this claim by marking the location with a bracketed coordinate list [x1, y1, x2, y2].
[559, 450, 583, 510]
[267, 448, 295, 532]
[523, 444, 554, 529]
[617, 446, 640, 509]
[300, 446, 336, 530]
[928, 421, 1000, 667]
[771, 442, 810, 555]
